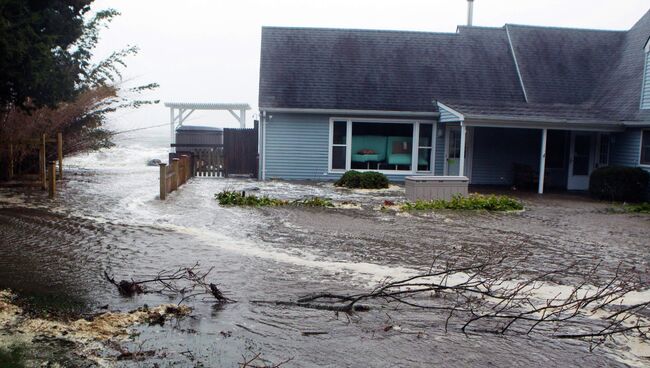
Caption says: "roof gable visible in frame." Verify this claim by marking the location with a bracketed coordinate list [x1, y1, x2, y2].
[505, 25, 625, 105]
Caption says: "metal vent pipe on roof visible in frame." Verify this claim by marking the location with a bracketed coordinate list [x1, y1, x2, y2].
[467, 0, 474, 26]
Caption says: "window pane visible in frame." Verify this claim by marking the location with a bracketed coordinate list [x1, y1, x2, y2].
[419, 124, 433, 147]
[642, 131, 650, 165]
[351, 122, 413, 171]
[599, 136, 609, 165]
[418, 148, 432, 171]
[642, 147, 650, 165]
[332, 146, 346, 170]
[333, 121, 347, 145]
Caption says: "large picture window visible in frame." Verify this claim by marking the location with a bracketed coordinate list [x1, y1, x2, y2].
[641, 130, 650, 165]
[329, 119, 434, 173]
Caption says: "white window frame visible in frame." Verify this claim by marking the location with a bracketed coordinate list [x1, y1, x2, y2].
[328, 119, 351, 172]
[416, 122, 435, 173]
[640, 129, 650, 167]
[327, 117, 436, 175]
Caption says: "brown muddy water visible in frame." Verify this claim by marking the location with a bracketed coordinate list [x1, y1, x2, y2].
[1, 147, 649, 367]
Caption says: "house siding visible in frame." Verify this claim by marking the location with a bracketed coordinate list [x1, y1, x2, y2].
[642, 52, 650, 110]
[470, 127, 541, 185]
[439, 105, 463, 123]
[264, 113, 330, 180]
[263, 112, 440, 181]
[610, 129, 642, 167]
[610, 128, 649, 199]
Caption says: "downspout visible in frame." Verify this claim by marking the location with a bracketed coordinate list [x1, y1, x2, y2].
[261, 110, 267, 180]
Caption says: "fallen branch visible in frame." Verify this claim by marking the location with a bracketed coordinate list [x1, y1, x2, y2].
[260, 254, 649, 348]
[104, 263, 236, 305]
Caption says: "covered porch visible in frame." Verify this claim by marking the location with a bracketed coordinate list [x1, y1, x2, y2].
[442, 119, 624, 194]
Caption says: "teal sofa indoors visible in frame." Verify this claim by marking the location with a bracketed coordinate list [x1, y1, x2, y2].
[386, 136, 428, 169]
[351, 135, 387, 168]
[387, 136, 413, 167]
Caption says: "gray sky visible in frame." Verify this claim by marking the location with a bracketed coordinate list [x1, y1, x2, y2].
[91, 0, 650, 139]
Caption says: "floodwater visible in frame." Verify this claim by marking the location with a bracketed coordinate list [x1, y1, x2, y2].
[1, 139, 649, 367]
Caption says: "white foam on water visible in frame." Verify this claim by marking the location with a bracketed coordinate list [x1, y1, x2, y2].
[65, 142, 168, 172]
[163, 223, 420, 285]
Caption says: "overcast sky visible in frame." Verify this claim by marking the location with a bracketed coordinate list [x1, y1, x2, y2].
[91, 0, 650, 139]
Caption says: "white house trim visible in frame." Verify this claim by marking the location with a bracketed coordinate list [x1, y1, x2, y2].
[437, 101, 465, 122]
[262, 107, 440, 117]
[326, 117, 436, 175]
[505, 24, 529, 103]
[641, 43, 649, 109]
[464, 117, 624, 132]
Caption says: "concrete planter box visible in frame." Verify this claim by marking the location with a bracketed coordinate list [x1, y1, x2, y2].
[405, 176, 469, 201]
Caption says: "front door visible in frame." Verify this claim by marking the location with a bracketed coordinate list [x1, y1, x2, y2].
[445, 126, 473, 178]
[567, 132, 594, 190]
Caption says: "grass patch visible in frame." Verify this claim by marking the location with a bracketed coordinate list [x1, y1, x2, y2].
[402, 194, 524, 212]
[215, 190, 333, 208]
[626, 202, 650, 213]
[607, 202, 650, 214]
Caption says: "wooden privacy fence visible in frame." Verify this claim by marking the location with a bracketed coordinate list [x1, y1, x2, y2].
[3, 133, 64, 198]
[159, 155, 193, 200]
[223, 128, 258, 178]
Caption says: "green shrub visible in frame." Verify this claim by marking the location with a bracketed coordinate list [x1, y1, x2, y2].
[589, 166, 649, 203]
[402, 194, 524, 212]
[335, 171, 362, 188]
[215, 191, 333, 208]
[335, 171, 389, 189]
[359, 171, 389, 189]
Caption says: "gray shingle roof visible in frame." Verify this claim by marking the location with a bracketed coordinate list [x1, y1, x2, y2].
[259, 27, 525, 112]
[259, 10, 650, 123]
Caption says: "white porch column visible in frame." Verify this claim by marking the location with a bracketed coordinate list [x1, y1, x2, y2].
[459, 122, 467, 176]
[538, 128, 547, 194]
[240, 109, 246, 128]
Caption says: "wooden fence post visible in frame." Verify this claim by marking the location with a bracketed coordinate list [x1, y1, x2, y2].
[159, 163, 167, 200]
[57, 132, 63, 180]
[179, 155, 186, 185]
[8, 143, 14, 180]
[172, 158, 180, 191]
[40, 134, 47, 190]
[48, 161, 56, 198]
[182, 155, 190, 183]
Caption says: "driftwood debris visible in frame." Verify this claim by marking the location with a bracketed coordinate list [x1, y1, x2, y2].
[104, 263, 235, 305]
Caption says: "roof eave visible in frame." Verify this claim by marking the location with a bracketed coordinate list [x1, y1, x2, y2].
[464, 114, 625, 132]
[260, 107, 440, 118]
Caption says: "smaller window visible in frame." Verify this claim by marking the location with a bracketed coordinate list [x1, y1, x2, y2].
[331, 121, 348, 170]
[417, 124, 433, 172]
[641, 130, 650, 165]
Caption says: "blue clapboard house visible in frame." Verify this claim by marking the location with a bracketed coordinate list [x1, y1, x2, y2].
[257, 10, 650, 195]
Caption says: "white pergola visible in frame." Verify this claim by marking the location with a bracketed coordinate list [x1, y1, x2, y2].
[165, 102, 251, 151]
